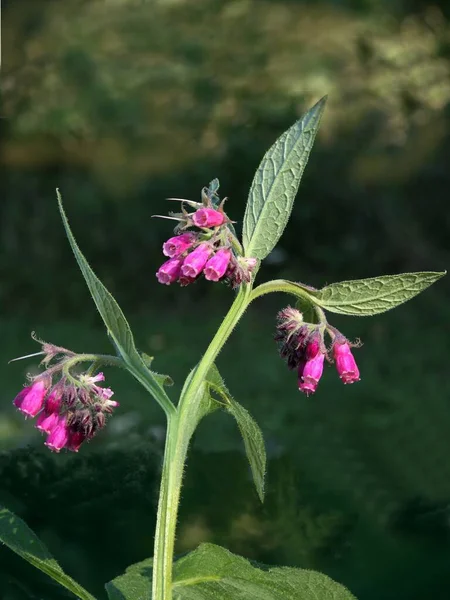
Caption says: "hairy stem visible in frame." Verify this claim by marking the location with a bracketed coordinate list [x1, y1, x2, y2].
[151, 284, 253, 600]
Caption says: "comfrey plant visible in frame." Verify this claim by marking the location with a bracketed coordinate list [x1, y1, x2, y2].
[1, 98, 445, 600]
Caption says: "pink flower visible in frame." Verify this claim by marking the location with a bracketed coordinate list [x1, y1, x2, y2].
[163, 233, 195, 258]
[45, 415, 70, 452]
[36, 411, 60, 434]
[298, 352, 325, 396]
[204, 248, 231, 282]
[192, 208, 224, 228]
[156, 257, 183, 285]
[181, 243, 212, 278]
[333, 341, 360, 384]
[13, 379, 49, 418]
[96, 387, 115, 400]
[45, 386, 63, 414]
[87, 372, 105, 384]
[67, 430, 87, 453]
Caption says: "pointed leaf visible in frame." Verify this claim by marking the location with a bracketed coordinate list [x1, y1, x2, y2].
[312, 271, 446, 316]
[243, 97, 326, 260]
[57, 191, 173, 412]
[0, 505, 96, 600]
[105, 557, 152, 600]
[106, 544, 357, 600]
[206, 365, 266, 502]
[141, 353, 174, 387]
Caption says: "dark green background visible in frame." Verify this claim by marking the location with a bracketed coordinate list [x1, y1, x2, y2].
[1, 0, 449, 598]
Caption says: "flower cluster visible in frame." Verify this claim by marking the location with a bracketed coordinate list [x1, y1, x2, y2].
[13, 343, 118, 452]
[275, 307, 360, 396]
[156, 183, 257, 288]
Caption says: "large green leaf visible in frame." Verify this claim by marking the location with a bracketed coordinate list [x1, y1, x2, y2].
[312, 271, 446, 316]
[0, 505, 96, 600]
[206, 365, 266, 503]
[242, 97, 326, 261]
[106, 543, 356, 600]
[57, 190, 173, 412]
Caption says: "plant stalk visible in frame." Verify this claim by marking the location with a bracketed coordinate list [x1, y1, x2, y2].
[151, 284, 252, 600]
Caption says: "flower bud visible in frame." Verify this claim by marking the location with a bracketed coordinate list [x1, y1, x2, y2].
[180, 243, 212, 278]
[179, 275, 196, 287]
[67, 430, 87, 453]
[333, 341, 360, 384]
[204, 248, 231, 282]
[13, 379, 49, 418]
[95, 412, 106, 430]
[45, 415, 70, 452]
[162, 233, 195, 258]
[156, 257, 183, 285]
[36, 411, 60, 434]
[298, 351, 325, 396]
[192, 208, 224, 228]
[225, 255, 257, 288]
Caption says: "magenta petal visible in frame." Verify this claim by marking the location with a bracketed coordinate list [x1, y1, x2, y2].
[16, 380, 48, 418]
[36, 411, 59, 434]
[180, 243, 212, 278]
[333, 342, 360, 384]
[67, 431, 87, 452]
[192, 208, 224, 228]
[156, 257, 183, 285]
[204, 248, 231, 282]
[45, 416, 70, 452]
[298, 353, 325, 396]
[163, 233, 195, 257]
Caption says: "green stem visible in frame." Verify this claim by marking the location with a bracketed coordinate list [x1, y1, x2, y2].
[152, 412, 181, 600]
[151, 284, 253, 600]
[251, 278, 319, 304]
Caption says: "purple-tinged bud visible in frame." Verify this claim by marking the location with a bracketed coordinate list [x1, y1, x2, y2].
[67, 430, 87, 453]
[163, 233, 195, 258]
[156, 257, 183, 285]
[45, 386, 63, 414]
[305, 334, 321, 360]
[225, 255, 257, 288]
[298, 351, 325, 396]
[243, 257, 257, 272]
[45, 415, 70, 452]
[204, 248, 231, 282]
[277, 307, 304, 333]
[180, 243, 212, 278]
[333, 341, 360, 384]
[192, 208, 224, 228]
[13, 379, 49, 418]
[95, 412, 106, 429]
[36, 411, 60, 434]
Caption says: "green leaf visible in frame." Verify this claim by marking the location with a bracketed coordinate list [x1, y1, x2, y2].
[0, 505, 96, 600]
[206, 365, 266, 503]
[105, 557, 153, 600]
[312, 271, 446, 316]
[106, 544, 356, 600]
[57, 190, 174, 413]
[242, 97, 326, 261]
[141, 353, 174, 387]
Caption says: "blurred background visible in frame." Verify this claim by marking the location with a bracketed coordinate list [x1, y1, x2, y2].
[1, 0, 449, 598]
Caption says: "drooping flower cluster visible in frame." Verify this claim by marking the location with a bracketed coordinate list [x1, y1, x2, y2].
[275, 307, 360, 396]
[156, 182, 257, 288]
[13, 342, 118, 452]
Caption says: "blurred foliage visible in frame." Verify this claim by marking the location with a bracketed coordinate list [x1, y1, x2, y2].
[1, 0, 449, 316]
[1, 290, 450, 599]
[1, 0, 449, 599]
